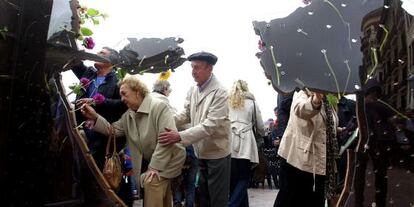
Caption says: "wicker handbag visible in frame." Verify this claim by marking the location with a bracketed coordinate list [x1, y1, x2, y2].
[103, 126, 122, 189]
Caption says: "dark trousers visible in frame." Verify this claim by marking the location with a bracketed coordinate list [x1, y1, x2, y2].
[274, 159, 326, 207]
[354, 141, 393, 207]
[198, 155, 231, 207]
[229, 158, 251, 207]
[174, 158, 198, 207]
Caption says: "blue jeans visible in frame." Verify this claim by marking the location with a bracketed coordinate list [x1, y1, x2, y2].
[174, 158, 198, 207]
[229, 158, 251, 207]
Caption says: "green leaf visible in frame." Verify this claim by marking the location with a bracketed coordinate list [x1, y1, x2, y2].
[77, 34, 84, 40]
[80, 18, 85, 25]
[69, 84, 85, 96]
[80, 27, 93, 36]
[0, 26, 7, 40]
[117, 68, 127, 80]
[69, 84, 76, 90]
[87, 8, 99, 16]
[92, 18, 100, 25]
[326, 94, 339, 107]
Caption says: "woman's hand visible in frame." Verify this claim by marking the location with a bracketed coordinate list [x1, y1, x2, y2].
[76, 98, 93, 107]
[143, 167, 161, 183]
[80, 104, 98, 121]
[311, 92, 324, 108]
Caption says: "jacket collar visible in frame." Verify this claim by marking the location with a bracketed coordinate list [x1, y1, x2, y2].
[196, 74, 220, 105]
[129, 95, 152, 117]
[198, 74, 213, 92]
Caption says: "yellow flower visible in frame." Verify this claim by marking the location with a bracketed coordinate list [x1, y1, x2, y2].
[159, 69, 171, 81]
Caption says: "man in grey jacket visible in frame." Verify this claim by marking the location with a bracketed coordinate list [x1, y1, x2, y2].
[159, 51, 231, 207]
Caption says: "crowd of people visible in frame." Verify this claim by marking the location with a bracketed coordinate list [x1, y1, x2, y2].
[71, 47, 414, 207]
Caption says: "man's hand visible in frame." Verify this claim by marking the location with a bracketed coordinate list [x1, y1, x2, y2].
[76, 98, 93, 107]
[158, 128, 181, 146]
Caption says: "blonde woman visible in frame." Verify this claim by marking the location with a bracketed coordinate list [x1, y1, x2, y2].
[228, 80, 265, 207]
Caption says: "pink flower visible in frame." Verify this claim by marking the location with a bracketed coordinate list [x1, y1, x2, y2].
[92, 93, 105, 105]
[82, 37, 95, 49]
[258, 40, 266, 51]
[80, 77, 91, 88]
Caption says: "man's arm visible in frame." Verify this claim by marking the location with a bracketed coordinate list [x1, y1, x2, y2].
[149, 103, 179, 172]
[293, 90, 321, 120]
[179, 89, 229, 145]
[71, 62, 89, 79]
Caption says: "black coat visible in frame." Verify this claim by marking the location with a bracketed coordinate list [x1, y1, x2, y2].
[273, 93, 293, 141]
[72, 63, 127, 123]
[337, 97, 356, 128]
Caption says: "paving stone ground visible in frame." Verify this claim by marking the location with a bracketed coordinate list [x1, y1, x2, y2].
[133, 188, 279, 207]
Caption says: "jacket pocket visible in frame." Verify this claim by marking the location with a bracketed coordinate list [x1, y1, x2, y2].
[295, 134, 313, 168]
[296, 134, 312, 153]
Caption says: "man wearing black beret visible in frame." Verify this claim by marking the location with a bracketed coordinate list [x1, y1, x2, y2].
[159, 51, 231, 207]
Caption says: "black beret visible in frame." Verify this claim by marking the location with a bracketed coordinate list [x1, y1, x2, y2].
[187, 51, 218, 65]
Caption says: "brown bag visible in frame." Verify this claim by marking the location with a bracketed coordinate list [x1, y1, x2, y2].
[103, 126, 122, 189]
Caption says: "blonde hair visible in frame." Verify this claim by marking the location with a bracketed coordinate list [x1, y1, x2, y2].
[118, 74, 149, 97]
[229, 80, 249, 110]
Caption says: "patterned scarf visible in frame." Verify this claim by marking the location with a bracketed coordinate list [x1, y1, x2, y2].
[322, 98, 339, 199]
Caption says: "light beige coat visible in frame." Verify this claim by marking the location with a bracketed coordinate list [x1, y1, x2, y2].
[278, 90, 338, 175]
[175, 75, 231, 159]
[150, 92, 177, 114]
[229, 95, 265, 164]
[94, 95, 186, 186]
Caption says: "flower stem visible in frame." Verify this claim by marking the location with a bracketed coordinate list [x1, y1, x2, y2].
[270, 45, 281, 86]
[323, 0, 351, 49]
[379, 25, 389, 52]
[365, 47, 378, 84]
[343, 60, 351, 96]
[75, 121, 86, 130]
[322, 50, 341, 99]
[377, 99, 409, 120]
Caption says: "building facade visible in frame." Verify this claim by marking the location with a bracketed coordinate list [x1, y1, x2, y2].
[361, 0, 410, 110]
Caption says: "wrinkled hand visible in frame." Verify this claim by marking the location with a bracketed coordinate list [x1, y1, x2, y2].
[144, 168, 160, 184]
[76, 98, 93, 107]
[158, 128, 181, 146]
[80, 104, 98, 121]
[85, 119, 96, 129]
[312, 92, 324, 107]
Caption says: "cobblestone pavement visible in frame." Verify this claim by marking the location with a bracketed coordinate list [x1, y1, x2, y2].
[134, 188, 278, 207]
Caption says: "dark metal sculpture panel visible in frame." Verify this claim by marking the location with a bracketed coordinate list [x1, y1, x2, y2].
[253, 0, 382, 94]
[118, 37, 186, 74]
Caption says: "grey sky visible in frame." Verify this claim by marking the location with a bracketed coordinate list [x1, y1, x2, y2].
[62, 0, 304, 119]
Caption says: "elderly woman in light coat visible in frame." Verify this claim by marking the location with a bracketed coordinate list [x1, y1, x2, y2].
[228, 80, 265, 207]
[81, 75, 185, 207]
[274, 90, 339, 207]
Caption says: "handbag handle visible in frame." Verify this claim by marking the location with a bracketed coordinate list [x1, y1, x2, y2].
[105, 126, 117, 157]
[252, 100, 258, 135]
